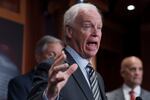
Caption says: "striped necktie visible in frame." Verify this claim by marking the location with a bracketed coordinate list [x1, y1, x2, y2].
[86, 63, 102, 100]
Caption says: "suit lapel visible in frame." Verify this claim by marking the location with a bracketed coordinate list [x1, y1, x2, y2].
[108, 88, 125, 100]
[96, 73, 106, 100]
[141, 89, 147, 99]
[119, 88, 125, 100]
[141, 89, 144, 98]
[64, 49, 94, 100]
[73, 68, 94, 100]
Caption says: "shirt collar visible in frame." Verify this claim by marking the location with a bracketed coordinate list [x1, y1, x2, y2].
[123, 84, 141, 97]
[65, 46, 89, 69]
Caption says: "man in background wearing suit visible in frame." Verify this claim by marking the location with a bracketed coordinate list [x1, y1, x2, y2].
[107, 56, 150, 100]
[28, 3, 107, 100]
[7, 35, 64, 100]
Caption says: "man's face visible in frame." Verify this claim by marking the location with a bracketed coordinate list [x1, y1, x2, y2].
[121, 59, 143, 87]
[43, 42, 63, 59]
[68, 9, 102, 59]
[37, 42, 64, 63]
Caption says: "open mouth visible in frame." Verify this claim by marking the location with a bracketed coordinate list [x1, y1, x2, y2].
[86, 41, 98, 50]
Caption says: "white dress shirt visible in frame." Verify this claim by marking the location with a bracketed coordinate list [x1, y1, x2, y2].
[122, 84, 141, 100]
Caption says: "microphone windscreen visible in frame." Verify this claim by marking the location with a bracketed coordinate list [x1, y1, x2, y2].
[136, 96, 142, 100]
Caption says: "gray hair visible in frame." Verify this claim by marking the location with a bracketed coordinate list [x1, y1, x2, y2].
[35, 35, 64, 54]
[63, 3, 101, 42]
[64, 3, 100, 27]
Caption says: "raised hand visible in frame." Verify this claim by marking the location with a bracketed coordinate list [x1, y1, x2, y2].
[47, 51, 78, 100]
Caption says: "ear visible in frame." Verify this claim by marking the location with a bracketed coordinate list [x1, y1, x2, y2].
[120, 70, 125, 78]
[66, 25, 73, 38]
[35, 53, 43, 63]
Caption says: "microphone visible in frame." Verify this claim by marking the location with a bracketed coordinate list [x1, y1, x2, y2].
[136, 96, 142, 100]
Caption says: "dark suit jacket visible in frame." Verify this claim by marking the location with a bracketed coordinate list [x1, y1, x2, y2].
[7, 70, 35, 100]
[106, 87, 150, 100]
[28, 49, 107, 100]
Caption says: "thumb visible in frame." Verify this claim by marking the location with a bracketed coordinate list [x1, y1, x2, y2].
[65, 64, 78, 77]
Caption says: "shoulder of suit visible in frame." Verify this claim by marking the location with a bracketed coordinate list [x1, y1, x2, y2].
[141, 88, 150, 96]
[9, 70, 34, 84]
[106, 88, 122, 96]
[106, 88, 122, 100]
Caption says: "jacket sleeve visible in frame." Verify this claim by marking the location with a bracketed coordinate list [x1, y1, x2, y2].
[27, 63, 51, 100]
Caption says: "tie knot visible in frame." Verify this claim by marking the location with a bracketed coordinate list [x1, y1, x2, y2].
[86, 63, 95, 78]
[86, 63, 94, 72]
[129, 90, 135, 94]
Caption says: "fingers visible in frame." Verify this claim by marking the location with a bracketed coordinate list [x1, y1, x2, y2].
[49, 51, 67, 76]
[48, 63, 78, 85]
[49, 63, 78, 85]
[65, 64, 78, 77]
[53, 63, 69, 73]
[49, 63, 69, 78]
[52, 51, 66, 67]
[47, 50, 78, 98]
[47, 63, 78, 99]
[50, 71, 66, 85]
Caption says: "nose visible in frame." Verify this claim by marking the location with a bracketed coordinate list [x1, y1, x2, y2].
[135, 68, 143, 76]
[92, 25, 101, 36]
